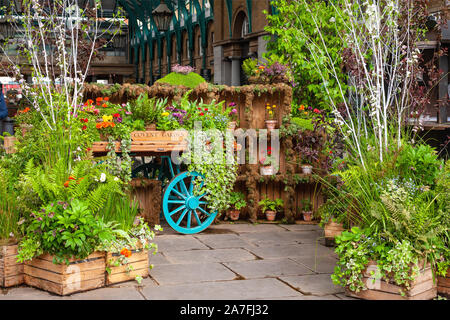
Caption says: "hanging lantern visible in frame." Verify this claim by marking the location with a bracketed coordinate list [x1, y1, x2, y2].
[152, 0, 173, 33]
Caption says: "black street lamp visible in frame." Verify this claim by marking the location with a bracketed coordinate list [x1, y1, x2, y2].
[152, 0, 173, 33]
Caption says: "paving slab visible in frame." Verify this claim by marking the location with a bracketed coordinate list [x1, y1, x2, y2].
[67, 287, 144, 300]
[278, 224, 322, 232]
[154, 235, 209, 252]
[149, 252, 172, 266]
[290, 256, 338, 274]
[248, 244, 336, 260]
[239, 231, 303, 246]
[150, 262, 237, 285]
[279, 274, 344, 296]
[224, 258, 313, 279]
[194, 233, 256, 249]
[141, 278, 302, 300]
[291, 231, 325, 244]
[0, 287, 56, 300]
[164, 248, 256, 264]
[212, 223, 287, 234]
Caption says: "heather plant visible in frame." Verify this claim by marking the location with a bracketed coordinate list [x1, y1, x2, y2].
[172, 64, 195, 75]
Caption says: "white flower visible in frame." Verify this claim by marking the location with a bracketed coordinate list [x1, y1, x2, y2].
[329, 17, 336, 23]
[114, 177, 119, 181]
[100, 173, 107, 183]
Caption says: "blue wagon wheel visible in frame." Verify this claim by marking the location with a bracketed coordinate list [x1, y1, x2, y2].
[163, 171, 217, 234]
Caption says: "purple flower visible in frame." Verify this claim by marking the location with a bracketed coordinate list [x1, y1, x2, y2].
[30, 213, 36, 218]
[48, 212, 55, 218]
[229, 108, 237, 115]
[37, 217, 43, 221]
[172, 64, 195, 75]
[229, 102, 237, 107]
[116, 117, 123, 123]
[125, 111, 132, 115]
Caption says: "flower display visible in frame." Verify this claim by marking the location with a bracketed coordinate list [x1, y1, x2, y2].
[120, 248, 132, 258]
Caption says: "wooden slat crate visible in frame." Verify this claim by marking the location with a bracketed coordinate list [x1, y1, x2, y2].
[24, 251, 106, 296]
[346, 261, 437, 300]
[437, 269, 450, 297]
[3, 136, 17, 154]
[106, 245, 149, 285]
[0, 243, 24, 287]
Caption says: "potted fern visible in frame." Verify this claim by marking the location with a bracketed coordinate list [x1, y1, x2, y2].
[300, 199, 313, 221]
[258, 196, 284, 221]
[227, 192, 247, 221]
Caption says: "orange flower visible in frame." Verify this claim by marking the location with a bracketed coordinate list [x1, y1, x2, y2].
[120, 248, 132, 258]
[102, 103, 108, 108]
[87, 99, 94, 105]
[96, 122, 104, 129]
[298, 105, 305, 111]
[103, 97, 109, 101]
[110, 122, 115, 128]
[96, 97, 103, 102]
[64, 181, 70, 188]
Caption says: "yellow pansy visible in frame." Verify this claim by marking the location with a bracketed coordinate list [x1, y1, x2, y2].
[161, 112, 170, 117]
[102, 115, 113, 122]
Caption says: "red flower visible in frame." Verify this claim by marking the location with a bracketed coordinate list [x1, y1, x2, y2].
[87, 148, 91, 152]
[200, 112, 204, 116]
[120, 248, 132, 258]
[113, 113, 120, 118]
[204, 108, 208, 111]
[80, 118, 88, 123]
[313, 108, 321, 114]
[68, 176, 76, 181]
[82, 125, 87, 130]
[64, 181, 70, 188]
[197, 108, 201, 111]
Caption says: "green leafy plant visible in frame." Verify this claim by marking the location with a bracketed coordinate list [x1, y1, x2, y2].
[156, 72, 206, 89]
[300, 199, 312, 212]
[229, 192, 247, 211]
[242, 58, 259, 78]
[17, 200, 116, 263]
[128, 94, 167, 126]
[258, 196, 284, 213]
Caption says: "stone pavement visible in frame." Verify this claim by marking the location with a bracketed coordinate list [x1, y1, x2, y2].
[0, 222, 355, 300]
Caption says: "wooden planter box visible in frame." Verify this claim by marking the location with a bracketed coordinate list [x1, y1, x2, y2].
[24, 251, 106, 296]
[437, 269, 450, 297]
[106, 246, 149, 285]
[324, 219, 344, 247]
[346, 261, 437, 300]
[0, 242, 24, 287]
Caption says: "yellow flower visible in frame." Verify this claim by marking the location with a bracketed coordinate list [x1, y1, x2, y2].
[272, 105, 276, 108]
[102, 115, 113, 122]
[266, 106, 271, 110]
[161, 112, 170, 117]
[269, 111, 273, 115]
[304, 112, 308, 115]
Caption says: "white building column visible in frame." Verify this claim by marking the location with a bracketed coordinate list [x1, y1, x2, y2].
[213, 45, 224, 85]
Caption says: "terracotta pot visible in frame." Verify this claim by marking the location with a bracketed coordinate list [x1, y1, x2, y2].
[265, 120, 277, 131]
[145, 123, 157, 131]
[229, 209, 240, 221]
[227, 121, 237, 131]
[265, 210, 276, 221]
[302, 211, 313, 222]
[301, 165, 313, 175]
[260, 165, 275, 176]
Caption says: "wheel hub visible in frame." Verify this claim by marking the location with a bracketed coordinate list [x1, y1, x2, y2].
[186, 197, 199, 210]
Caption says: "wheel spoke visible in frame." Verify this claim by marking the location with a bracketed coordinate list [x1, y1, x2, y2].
[168, 200, 185, 204]
[198, 206, 211, 217]
[179, 178, 189, 195]
[198, 192, 207, 199]
[187, 211, 192, 229]
[176, 209, 188, 226]
[193, 210, 202, 226]
[169, 205, 186, 216]
[171, 187, 187, 199]
[189, 176, 196, 195]
[198, 201, 207, 205]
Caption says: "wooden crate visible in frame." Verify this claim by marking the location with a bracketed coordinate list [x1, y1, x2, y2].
[106, 246, 149, 285]
[346, 261, 437, 300]
[437, 269, 450, 297]
[3, 136, 16, 154]
[24, 251, 106, 296]
[324, 219, 344, 247]
[0, 242, 24, 287]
